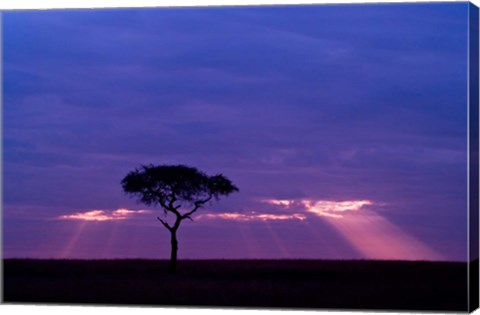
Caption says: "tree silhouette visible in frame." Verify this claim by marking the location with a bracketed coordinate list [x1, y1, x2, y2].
[121, 164, 239, 272]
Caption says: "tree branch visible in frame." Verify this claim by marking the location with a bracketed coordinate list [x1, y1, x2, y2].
[146, 188, 169, 210]
[158, 196, 169, 210]
[181, 194, 213, 220]
[157, 217, 172, 231]
[168, 190, 181, 215]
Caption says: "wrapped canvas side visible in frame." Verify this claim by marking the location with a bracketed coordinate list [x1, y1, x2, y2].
[469, 2, 479, 313]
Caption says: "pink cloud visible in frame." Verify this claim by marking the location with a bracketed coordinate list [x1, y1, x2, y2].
[58, 208, 150, 222]
[197, 212, 306, 222]
[262, 198, 372, 218]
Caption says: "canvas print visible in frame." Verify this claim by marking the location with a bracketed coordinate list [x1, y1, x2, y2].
[1, 1, 479, 312]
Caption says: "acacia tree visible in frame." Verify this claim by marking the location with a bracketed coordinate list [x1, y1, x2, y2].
[121, 164, 238, 272]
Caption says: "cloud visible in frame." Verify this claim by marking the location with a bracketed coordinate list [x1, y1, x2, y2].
[302, 200, 373, 218]
[58, 208, 150, 222]
[194, 198, 373, 224]
[262, 198, 373, 219]
[196, 212, 306, 222]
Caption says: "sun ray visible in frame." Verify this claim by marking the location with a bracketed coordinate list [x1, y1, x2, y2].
[262, 221, 290, 258]
[103, 220, 121, 259]
[236, 221, 262, 258]
[323, 212, 443, 260]
[60, 221, 88, 258]
[264, 197, 443, 260]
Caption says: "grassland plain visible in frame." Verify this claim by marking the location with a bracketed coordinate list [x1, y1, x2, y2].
[3, 259, 467, 311]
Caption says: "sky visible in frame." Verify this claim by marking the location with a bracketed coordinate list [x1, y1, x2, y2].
[2, 2, 470, 261]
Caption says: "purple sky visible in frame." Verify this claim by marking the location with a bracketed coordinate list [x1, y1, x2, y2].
[3, 3, 470, 261]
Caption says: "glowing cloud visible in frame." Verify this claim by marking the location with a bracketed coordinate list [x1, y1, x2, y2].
[263, 199, 295, 207]
[197, 212, 306, 222]
[302, 200, 372, 218]
[262, 198, 372, 218]
[58, 208, 150, 222]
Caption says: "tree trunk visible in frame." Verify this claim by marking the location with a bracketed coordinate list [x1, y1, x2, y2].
[169, 229, 178, 273]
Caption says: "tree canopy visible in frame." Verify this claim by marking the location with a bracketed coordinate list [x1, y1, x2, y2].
[122, 164, 238, 213]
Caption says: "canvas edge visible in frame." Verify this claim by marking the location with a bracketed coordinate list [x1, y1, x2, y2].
[0, 10, 4, 305]
[468, 1, 480, 313]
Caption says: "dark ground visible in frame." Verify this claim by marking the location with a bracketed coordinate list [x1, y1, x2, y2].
[2, 259, 468, 311]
